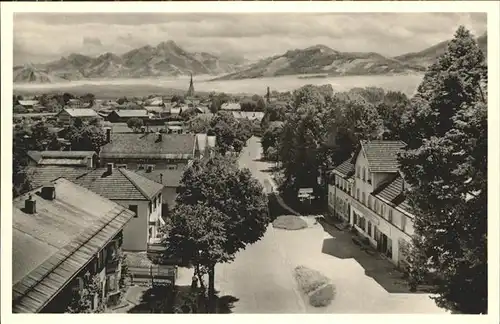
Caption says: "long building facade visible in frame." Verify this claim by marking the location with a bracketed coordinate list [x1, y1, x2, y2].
[328, 140, 414, 269]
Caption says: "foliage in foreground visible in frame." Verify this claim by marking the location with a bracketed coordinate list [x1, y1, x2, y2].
[398, 26, 487, 314]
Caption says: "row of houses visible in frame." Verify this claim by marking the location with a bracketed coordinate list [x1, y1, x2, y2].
[14, 130, 217, 313]
[327, 140, 414, 269]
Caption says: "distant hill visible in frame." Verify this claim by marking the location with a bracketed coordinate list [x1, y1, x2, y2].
[13, 40, 246, 84]
[212, 44, 425, 81]
[394, 33, 487, 68]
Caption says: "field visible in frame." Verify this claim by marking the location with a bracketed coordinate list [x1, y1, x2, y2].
[13, 73, 425, 98]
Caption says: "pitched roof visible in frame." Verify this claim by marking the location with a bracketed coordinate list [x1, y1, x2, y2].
[232, 111, 265, 120]
[372, 174, 412, 213]
[27, 166, 91, 188]
[60, 108, 98, 118]
[110, 123, 164, 134]
[18, 100, 39, 106]
[12, 178, 135, 313]
[111, 109, 149, 118]
[360, 140, 406, 173]
[334, 158, 355, 178]
[100, 133, 196, 159]
[136, 168, 185, 187]
[27, 151, 96, 167]
[221, 103, 241, 110]
[75, 167, 163, 201]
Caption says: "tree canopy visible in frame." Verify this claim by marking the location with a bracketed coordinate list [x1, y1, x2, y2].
[398, 26, 487, 314]
[127, 117, 144, 131]
[163, 155, 269, 312]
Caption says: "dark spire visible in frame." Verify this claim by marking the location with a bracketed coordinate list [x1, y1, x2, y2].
[187, 72, 195, 98]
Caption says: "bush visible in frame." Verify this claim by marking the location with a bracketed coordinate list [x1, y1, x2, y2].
[309, 283, 335, 307]
[293, 266, 335, 307]
[272, 215, 307, 230]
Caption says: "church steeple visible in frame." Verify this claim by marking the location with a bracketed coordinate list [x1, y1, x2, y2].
[187, 73, 195, 98]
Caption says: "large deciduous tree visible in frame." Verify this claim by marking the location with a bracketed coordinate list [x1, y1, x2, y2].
[163, 155, 269, 312]
[398, 26, 487, 314]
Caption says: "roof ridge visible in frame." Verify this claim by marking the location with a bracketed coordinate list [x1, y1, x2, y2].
[120, 168, 160, 200]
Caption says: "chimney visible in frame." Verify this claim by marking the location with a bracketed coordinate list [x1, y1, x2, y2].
[107, 163, 113, 174]
[25, 195, 37, 214]
[106, 128, 111, 143]
[160, 173, 163, 183]
[41, 184, 56, 200]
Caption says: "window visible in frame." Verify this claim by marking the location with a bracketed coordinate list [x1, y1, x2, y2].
[335, 177, 339, 187]
[367, 221, 372, 236]
[356, 166, 360, 178]
[367, 170, 372, 184]
[388, 209, 393, 223]
[116, 164, 127, 169]
[148, 202, 152, 214]
[401, 215, 407, 232]
[158, 194, 162, 205]
[362, 167, 366, 181]
[129, 205, 138, 218]
[153, 197, 157, 209]
[356, 188, 360, 200]
[362, 192, 366, 204]
[381, 204, 385, 218]
[167, 164, 176, 170]
[374, 200, 379, 214]
[368, 196, 372, 210]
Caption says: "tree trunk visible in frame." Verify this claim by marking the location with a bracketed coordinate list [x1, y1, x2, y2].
[208, 264, 216, 313]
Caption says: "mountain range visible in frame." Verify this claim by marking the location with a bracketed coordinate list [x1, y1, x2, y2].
[13, 34, 487, 84]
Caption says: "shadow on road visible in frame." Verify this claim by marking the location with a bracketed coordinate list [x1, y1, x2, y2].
[127, 285, 239, 313]
[319, 221, 432, 294]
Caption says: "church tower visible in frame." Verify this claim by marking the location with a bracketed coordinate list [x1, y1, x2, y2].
[187, 73, 195, 98]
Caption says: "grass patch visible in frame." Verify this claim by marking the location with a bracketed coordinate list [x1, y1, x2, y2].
[293, 266, 336, 307]
[272, 215, 308, 230]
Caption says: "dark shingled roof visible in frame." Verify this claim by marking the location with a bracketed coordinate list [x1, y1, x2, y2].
[75, 167, 163, 201]
[12, 178, 135, 313]
[360, 140, 406, 173]
[372, 174, 411, 213]
[100, 133, 196, 159]
[136, 168, 185, 188]
[334, 158, 355, 178]
[27, 166, 91, 188]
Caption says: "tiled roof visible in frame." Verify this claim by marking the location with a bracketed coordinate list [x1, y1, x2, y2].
[136, 168, 185, 187]
[360, 140, 406, 173]
[12, 178, 135, 313]
[100, 133, 196, 159]
[61, 108, 98, 118]
[373, 174, 411, 213]
[232, 111, 265, 121]
[27, 166, 91, 188]
[334, 158, 355, 178]
[110, 123, 165, 134]
[27, 151, 96, 167]
[112, 109, 149, 118]
[75, 167, 163, 201]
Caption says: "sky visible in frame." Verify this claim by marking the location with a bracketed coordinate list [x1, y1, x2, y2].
[13, 12, 487, 65]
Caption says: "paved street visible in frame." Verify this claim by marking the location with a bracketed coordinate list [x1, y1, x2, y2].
[203, 136, 448, 314]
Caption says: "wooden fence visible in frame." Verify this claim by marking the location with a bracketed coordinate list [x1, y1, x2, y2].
[129, 265, 177, 287]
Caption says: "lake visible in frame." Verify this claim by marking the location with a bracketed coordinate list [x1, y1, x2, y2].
[13, 74, 425, 98]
